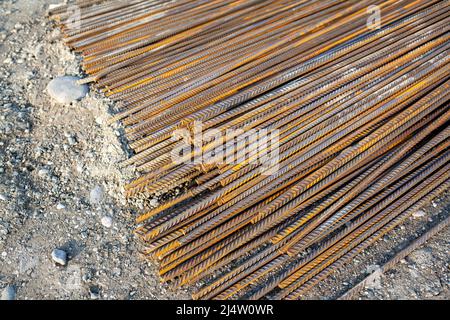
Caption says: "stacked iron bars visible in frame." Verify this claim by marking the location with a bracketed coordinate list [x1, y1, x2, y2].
[50, 0, 450, 299]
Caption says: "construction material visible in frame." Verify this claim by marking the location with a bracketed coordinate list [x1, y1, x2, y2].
[50, 0, 450, 300]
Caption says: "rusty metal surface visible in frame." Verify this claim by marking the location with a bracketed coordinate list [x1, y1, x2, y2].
[50, 0, 450, 300]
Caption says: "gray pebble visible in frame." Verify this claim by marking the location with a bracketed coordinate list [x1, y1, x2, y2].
[89, 287, 100, 300]
[1, 285, 16, 300]
[67, 136, 77, 145]
[46, 76, 88, 104]
[51, 249, 67, 266]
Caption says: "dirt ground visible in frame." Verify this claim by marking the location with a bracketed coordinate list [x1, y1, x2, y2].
[0, 0, 190, 300]
[0, 0, 448, 300]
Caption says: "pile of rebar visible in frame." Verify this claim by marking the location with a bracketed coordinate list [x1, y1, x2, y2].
[50, 0, 450, 299]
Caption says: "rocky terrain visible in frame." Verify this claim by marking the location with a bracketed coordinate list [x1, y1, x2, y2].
[0, 0, 448, 300]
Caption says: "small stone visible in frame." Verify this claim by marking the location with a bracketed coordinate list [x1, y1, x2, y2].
[82, 272, 92, 283]
[37, 168, 49, 177]
[149, 198, 159, 207]
[412, 210, 426, 218]
[89, 287, 100, 300]
[112, 267, 121, 276]
[101, 216, 113, 228]
[56, 203, 66, 210]
[67, 136, 77, 145]
[0, 224, 8, 236]
[90, 185, 104, 204]
[75, 163, 84, 173]
[366, 264, 380, 274]
[1, 285, 16, 300]
[0, 194, 7, 201]
[46, 76, 89, 104]
[51, 249, 67, 266]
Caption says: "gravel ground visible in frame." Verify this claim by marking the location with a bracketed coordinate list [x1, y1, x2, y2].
[0, 0, 448, 300]
[0, 0, 190, 300]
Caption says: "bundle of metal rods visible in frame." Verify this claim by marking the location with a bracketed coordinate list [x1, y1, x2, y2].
[50, 0, 450, 299]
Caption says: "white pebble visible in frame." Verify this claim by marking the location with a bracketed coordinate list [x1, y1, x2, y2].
[366, 264, 380, 274]
[56, 203, 66, 210]
[149, 198, 159, 207]
[412, 210, 426, 218]
[101, 216, 113, 228]
[37, 168, 49, 177]
[0, 194, 6, 201]
[95, 117, 104, 125]
[90, 185, 104, 204]
[51, 249, 67, 266]
[76, 164, 84, 173]
[46, 76, 89, 104]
